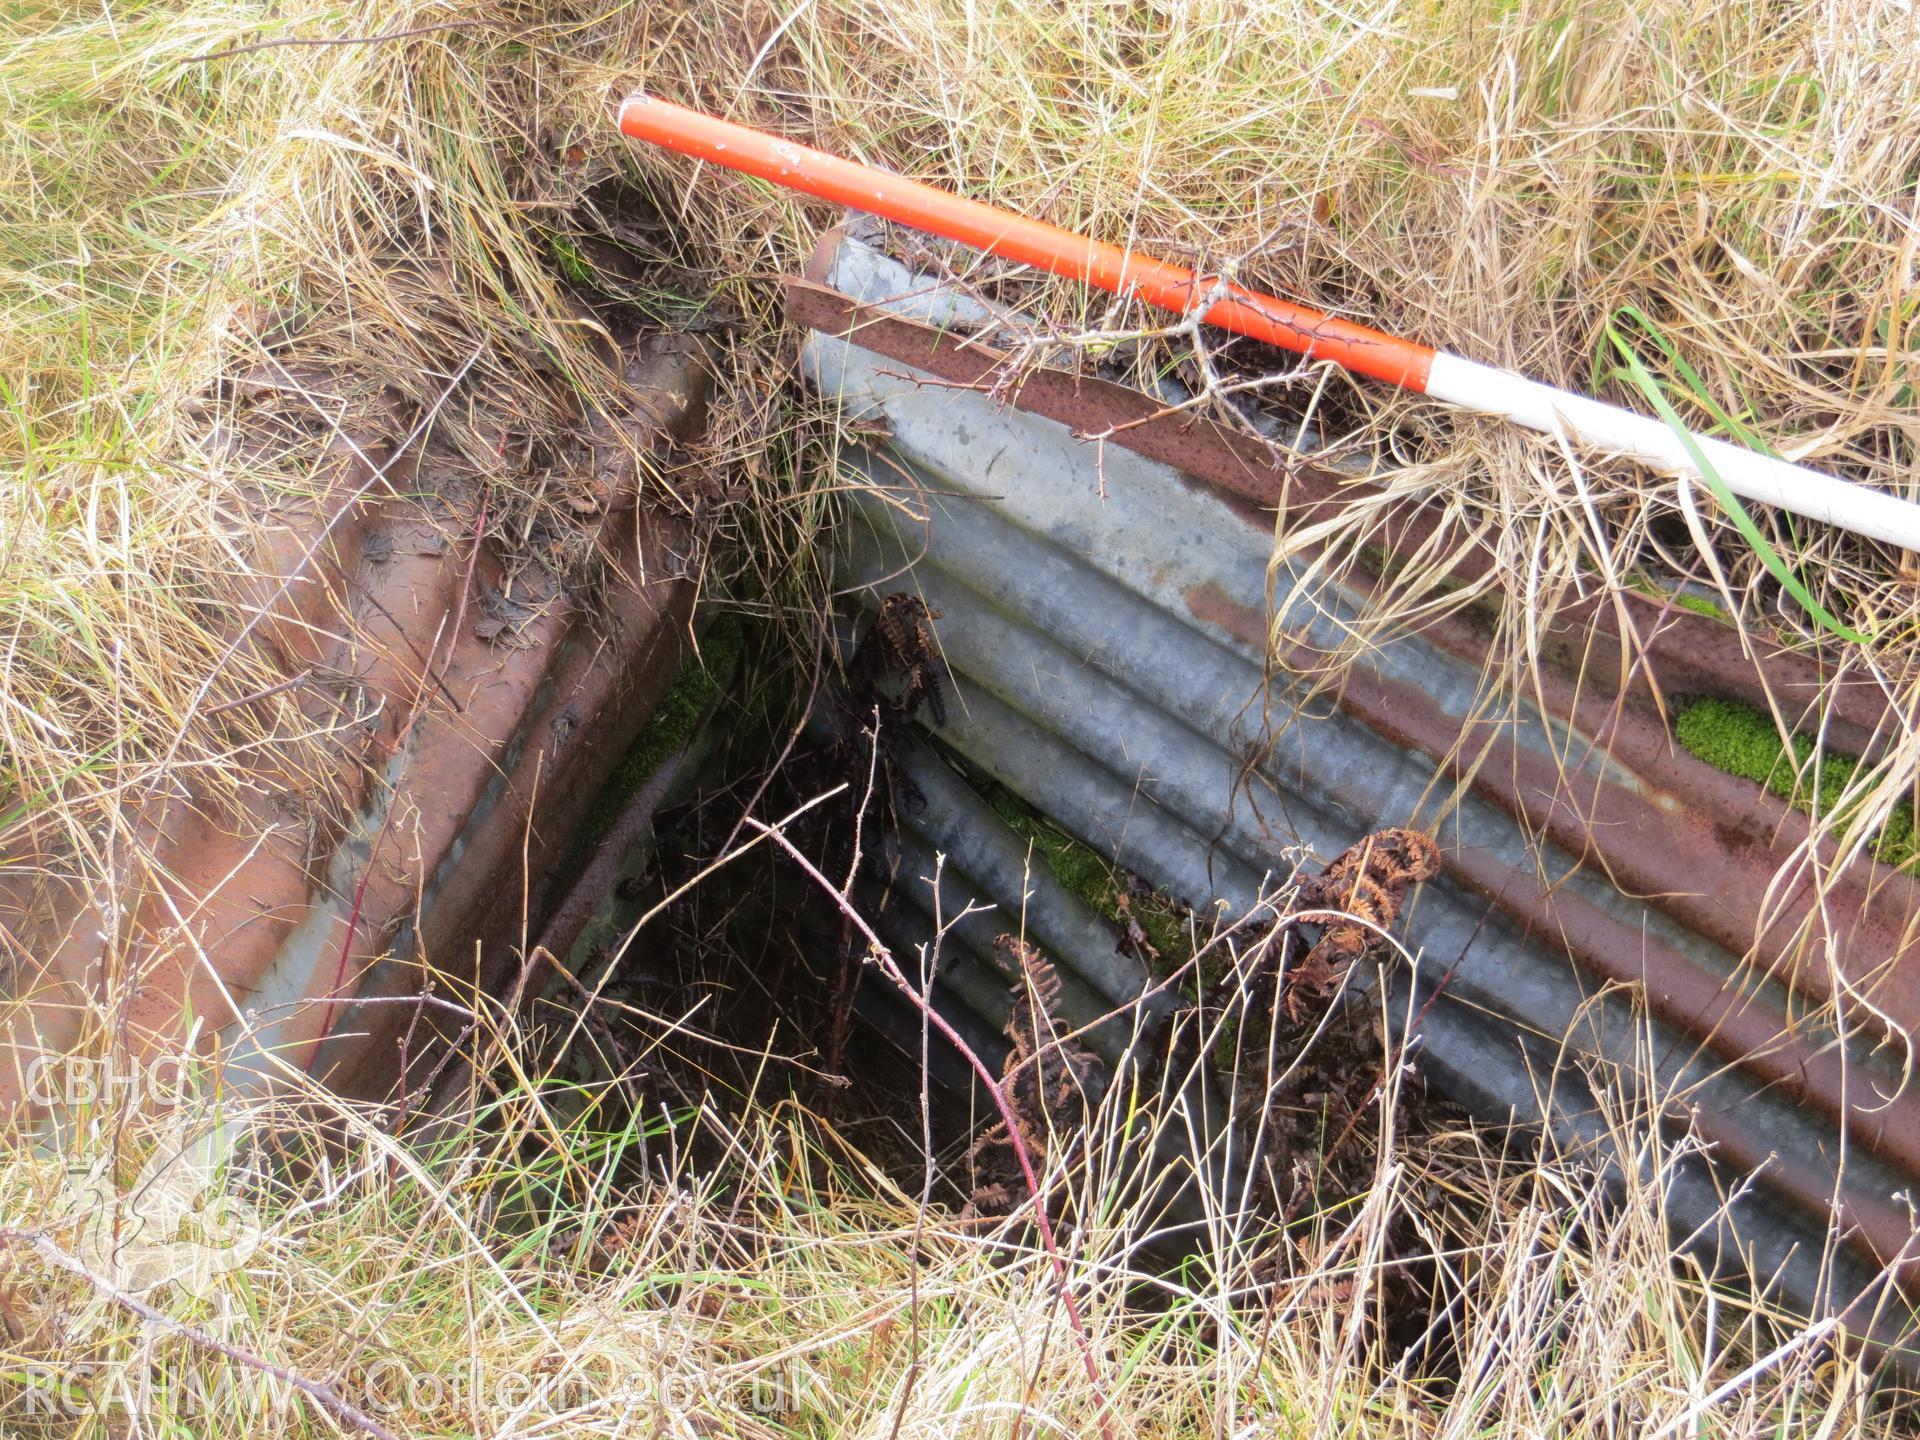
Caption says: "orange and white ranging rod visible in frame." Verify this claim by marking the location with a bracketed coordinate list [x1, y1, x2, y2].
[620, 93, 1920, 552]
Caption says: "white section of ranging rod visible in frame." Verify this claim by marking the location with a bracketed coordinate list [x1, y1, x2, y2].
[1423, 352, 1920, 551]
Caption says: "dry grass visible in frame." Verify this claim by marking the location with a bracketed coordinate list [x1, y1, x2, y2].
[3, 1, 1918, 1435]
[0, 954, 1906, 1438]
[5, 0, 1918, 917]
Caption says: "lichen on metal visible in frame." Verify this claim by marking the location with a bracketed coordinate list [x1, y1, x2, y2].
[796, 232, 1920, 1346]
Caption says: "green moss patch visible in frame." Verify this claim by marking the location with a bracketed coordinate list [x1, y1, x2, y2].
[985, 788, 1196, 974]
[543, 231, 595, 288]
[1619, 570, 1736, 626]
[1672, 591, 1731, 623]
[578, 612, 747, 845]
[1674, 696, 1917, 871]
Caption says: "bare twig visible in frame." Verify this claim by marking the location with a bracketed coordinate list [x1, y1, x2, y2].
[201, 668, 313, 717]
[741, 815, 1117, 1440]
[0, 1228, 400, 1440]
[887, 882, 940, 1440]
[179, 20, 499, 65]
[429, 494, 490, 720]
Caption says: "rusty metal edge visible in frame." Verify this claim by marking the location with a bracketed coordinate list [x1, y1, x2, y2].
[781, 268, 1920, 1030]
[785, 256, 1920, 1289]
[784, 256, 1893, 756]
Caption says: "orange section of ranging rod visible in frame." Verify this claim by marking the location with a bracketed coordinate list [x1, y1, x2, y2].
[619, 94, 1436, 392]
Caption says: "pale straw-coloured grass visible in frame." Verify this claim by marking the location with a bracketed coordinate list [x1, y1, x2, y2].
[2, 3, 1916, 1434]
[0, 940, 1906, 1437]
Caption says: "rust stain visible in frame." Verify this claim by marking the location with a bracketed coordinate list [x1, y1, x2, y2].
[1185, 577, 1920, 1285]
[0, 338, 710, 1113]
[786, 258, 1893, 754]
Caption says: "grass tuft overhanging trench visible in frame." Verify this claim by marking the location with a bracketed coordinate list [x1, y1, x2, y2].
[3, 2, 1918, 1435]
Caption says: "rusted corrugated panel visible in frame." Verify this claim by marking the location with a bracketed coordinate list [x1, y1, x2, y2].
[0, 338, 707, 1112]
[785, 270, 1893, 758]
[795, 233, 1919, 1343]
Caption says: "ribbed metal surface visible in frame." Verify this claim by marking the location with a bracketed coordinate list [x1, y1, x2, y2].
[798, 234, 1918, 1343]
[0, 340, 705, 1116]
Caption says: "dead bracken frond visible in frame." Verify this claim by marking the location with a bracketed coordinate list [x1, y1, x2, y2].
[3, 3, 1918, 1436]
[5, 0, 1917, 934]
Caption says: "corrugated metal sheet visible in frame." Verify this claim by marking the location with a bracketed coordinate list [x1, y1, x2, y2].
[796, 233, 1919, 1346]
[0, 339, 706, 1114]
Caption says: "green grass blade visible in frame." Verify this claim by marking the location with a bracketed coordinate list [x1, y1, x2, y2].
[1609, 305, 1775, 456]
[1604, 326, 1869, 645]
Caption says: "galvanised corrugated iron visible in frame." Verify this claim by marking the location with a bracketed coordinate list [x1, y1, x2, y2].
[795, 232, 1920, 1346]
